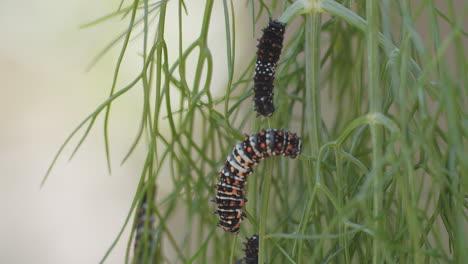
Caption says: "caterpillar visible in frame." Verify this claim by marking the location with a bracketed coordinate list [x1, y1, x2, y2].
[213, 129, 302, 234]
[234, 234, 259, 264]
[243, 234, 259, 264]
[134, 190, 155, 263]
[253, 19, 286, 117]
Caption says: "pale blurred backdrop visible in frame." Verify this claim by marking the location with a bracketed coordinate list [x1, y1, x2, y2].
[0, 0, 252, 263]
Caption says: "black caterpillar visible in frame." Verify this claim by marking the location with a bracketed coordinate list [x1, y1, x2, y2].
[253, 19, 286, 117]
[134, 191, 155, 263]
[213, 129, 302, 233]
[235, 234, 259, 264]
[243, 234, 259, 264]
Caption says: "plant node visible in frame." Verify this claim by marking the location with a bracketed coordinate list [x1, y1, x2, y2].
[303, 0, 323, 14]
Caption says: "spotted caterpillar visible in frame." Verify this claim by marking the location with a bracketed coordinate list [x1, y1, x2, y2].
[235, 234, 259, 264]
[253, 19, 286, 117]
[213, 129, 301, 233]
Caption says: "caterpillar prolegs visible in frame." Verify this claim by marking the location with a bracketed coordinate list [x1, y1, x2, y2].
[213, 129, 302, 233]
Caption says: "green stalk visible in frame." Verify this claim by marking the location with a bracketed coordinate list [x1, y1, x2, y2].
[400, 2, 422, 262]
[259, 159, 274, 264]
[229, 234, 238, 264]
[335, 150, 349, 263]
[304, 6, 322, 156]
[296, 2, 322, 262]
[366, 1, 383, 263]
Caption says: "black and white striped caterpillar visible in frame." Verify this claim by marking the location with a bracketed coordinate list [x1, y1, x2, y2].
[253, 19, 286, 117]
[213, 129, 302, 233]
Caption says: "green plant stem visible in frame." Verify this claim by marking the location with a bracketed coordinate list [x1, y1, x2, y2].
[296, 5, 322, 263]
[366, 1, 383, 263]
[229, 234, 238, 264]
[259, 159, 274, 264]
[335, 150, 350, 263]
[400, 2, 423, 262]
[305, 10, 322, 156]
[222, 0, 235, 118]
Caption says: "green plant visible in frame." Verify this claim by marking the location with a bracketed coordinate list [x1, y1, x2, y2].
[44, 0, 467, 263]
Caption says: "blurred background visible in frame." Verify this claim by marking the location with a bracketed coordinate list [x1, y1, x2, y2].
[0, 0, 253, 263]
[0, 1, 139, 263]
